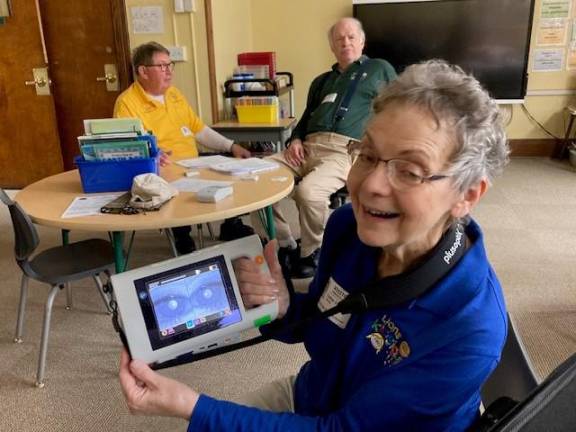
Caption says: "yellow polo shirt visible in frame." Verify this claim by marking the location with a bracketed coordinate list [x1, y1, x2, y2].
[113, 81, 205, 159]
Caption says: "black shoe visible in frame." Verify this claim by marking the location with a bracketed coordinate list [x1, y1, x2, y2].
[290, 249, 320, 279]
[278, 246, 299, 275]
[172, 226, 196, 255]
[175, 238, 196, 255]
[219, 217, 255, 241]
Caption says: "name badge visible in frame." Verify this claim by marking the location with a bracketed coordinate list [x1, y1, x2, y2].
[321, 93, 338, 104]
[317, 278, 351, 329]
[181, 126, 192, 136]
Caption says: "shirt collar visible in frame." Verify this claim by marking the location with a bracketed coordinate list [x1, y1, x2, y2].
[331, 55, 369, 73]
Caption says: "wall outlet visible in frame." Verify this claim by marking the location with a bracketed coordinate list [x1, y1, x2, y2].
[184, 0, 195, 12]
[174, 0, 194, 13]
[168, 46, 187, 62]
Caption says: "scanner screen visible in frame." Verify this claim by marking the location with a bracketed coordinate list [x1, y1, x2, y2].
[135, 255, 241, 350]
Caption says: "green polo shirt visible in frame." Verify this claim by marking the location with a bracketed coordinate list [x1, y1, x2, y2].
[291, 56, 396, 141]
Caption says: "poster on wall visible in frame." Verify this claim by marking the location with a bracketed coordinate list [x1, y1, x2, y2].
[537, 18, 568, 45]
[532, 48, 565, 71]
[540, 0, 571, 19]
[130, 6, 164, 34]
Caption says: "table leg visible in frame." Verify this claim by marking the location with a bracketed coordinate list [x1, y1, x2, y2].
[61, 229, 69, 246]
[264, 205, 276, 239]
[112, 231, 126, 273]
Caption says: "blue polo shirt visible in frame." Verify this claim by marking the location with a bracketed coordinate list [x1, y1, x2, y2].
[189, 205, 507, 431]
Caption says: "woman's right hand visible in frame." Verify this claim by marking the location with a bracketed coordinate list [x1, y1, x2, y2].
[233, 240, 290, 319]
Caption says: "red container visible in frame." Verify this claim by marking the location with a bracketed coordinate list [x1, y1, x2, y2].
[238, 52, 276, 79]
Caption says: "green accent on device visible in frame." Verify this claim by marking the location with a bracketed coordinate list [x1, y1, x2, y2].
[253, 315, 272, 327]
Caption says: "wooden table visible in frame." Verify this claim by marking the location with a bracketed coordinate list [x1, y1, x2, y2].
[212, 118, 297, 152]
[15, 163, 294, 273]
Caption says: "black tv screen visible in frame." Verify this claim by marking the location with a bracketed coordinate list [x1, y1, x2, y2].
[353, 0, 535, 102]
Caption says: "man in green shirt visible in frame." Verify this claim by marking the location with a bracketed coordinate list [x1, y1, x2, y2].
[270, 17, 397, 278]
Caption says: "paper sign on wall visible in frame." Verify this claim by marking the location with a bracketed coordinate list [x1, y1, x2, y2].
[541, 0, 571, 19]
[533, 48, 565, 71]
[131, 6, 164, 34]
[538, 18, 568, 45]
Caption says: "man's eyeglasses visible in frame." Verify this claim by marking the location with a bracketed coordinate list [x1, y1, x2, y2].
[145, 62, 175, 72]
[348, 139, 449, 191]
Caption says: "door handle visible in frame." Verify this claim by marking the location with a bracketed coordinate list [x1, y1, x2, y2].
[96, 73, 117, 83]
[24, 68, 51, 96]
[97, 64, 119, 91]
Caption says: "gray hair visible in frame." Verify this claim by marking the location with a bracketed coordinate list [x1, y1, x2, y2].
[132, 42, 170, 76]
[373, 60, 509, 192]
[327, 17, 366, 50]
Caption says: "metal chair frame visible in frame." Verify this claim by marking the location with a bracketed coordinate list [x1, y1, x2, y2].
[1, 188, 115, 387]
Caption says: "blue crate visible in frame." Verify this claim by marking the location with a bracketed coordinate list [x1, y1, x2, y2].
[75, 135, 159, 193]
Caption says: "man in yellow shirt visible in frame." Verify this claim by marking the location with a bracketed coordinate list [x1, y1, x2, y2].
[114, 41, 250, 254]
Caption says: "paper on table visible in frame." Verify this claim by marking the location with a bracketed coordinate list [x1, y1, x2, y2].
[210, 158, 279, 176]
[61, 193, 124, 218]
[176, 155, 233, 169]
[170, 178, 233, 193]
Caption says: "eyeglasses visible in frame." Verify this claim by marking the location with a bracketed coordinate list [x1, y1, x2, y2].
[348, 139, 449, 191]
[145, 62, 175, 72]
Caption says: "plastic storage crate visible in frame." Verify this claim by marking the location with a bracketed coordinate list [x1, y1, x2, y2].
[75, 135, 159, 193]
[236, 105, 278, 123]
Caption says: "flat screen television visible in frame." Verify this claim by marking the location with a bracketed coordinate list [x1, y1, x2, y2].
[353, 0, 535, 103]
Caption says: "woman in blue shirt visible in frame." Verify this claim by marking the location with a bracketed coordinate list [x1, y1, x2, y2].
[119, 59, 509, 431]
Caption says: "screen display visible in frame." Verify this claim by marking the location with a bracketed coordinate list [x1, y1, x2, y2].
[354, 0, 535, 101]
[134, 255, 242, 350]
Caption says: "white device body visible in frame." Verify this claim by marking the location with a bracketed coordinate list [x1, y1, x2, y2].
[196, 185, 233, 202]
[111, 235, 277, 364]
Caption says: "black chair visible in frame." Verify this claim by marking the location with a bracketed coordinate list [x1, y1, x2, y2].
[470, 313, 540, 430]
[0, 188, 115, 387]
[329, 186, 349, 209]
[481, 313, 539, 407]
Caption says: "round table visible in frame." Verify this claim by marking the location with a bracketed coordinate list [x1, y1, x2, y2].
[16, 163, 294, 272]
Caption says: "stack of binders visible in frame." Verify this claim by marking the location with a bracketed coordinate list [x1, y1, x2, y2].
[75, 118, 159, 193]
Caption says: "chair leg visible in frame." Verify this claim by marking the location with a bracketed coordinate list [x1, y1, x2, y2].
[206, 223, 215, 240]
[164, 229, 178, 257]
[14, 274, 29, 343]
[35, 284, 61, 388]
[65, 283, 72, 310]
[196, 224, 205, 249]
[93, 273, 112, 314]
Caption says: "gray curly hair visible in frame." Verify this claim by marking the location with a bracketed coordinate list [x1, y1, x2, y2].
[373, 60, 509, 192]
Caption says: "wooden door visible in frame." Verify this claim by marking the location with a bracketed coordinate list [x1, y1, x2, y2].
[40, 0, 132, 170]
[0, 1, 63, 187]
[0, 0, 131, 188]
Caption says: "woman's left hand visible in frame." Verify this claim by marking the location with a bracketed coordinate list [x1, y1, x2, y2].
[231, 143, 251, 158]
[119, 349, 199, 420]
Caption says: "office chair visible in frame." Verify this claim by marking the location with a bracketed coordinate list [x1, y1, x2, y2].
[0, 188, 115, 387]
[480, 313, 539, 408]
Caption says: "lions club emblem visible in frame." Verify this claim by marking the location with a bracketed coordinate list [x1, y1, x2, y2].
[366, 315, 411, 366]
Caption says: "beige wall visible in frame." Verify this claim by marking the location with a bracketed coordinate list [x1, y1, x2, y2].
[211, 0, 253, 118]
[506, 0, 576, 139]
[250, 0, 351, 117]
[125, 0, 574, 141]
[124, 0, 213, 122]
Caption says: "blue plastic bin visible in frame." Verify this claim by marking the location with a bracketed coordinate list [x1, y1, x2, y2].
[75, 135, 159, 193]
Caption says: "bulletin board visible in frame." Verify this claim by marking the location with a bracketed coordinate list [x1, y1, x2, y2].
[528, 0, 576, 93]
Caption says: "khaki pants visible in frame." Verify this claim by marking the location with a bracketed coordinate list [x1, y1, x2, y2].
[234, 375, 296, 412]
[267, 132, 352, 258]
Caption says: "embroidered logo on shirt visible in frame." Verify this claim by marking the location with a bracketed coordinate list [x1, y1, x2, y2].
[366, 314, 411, 366]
